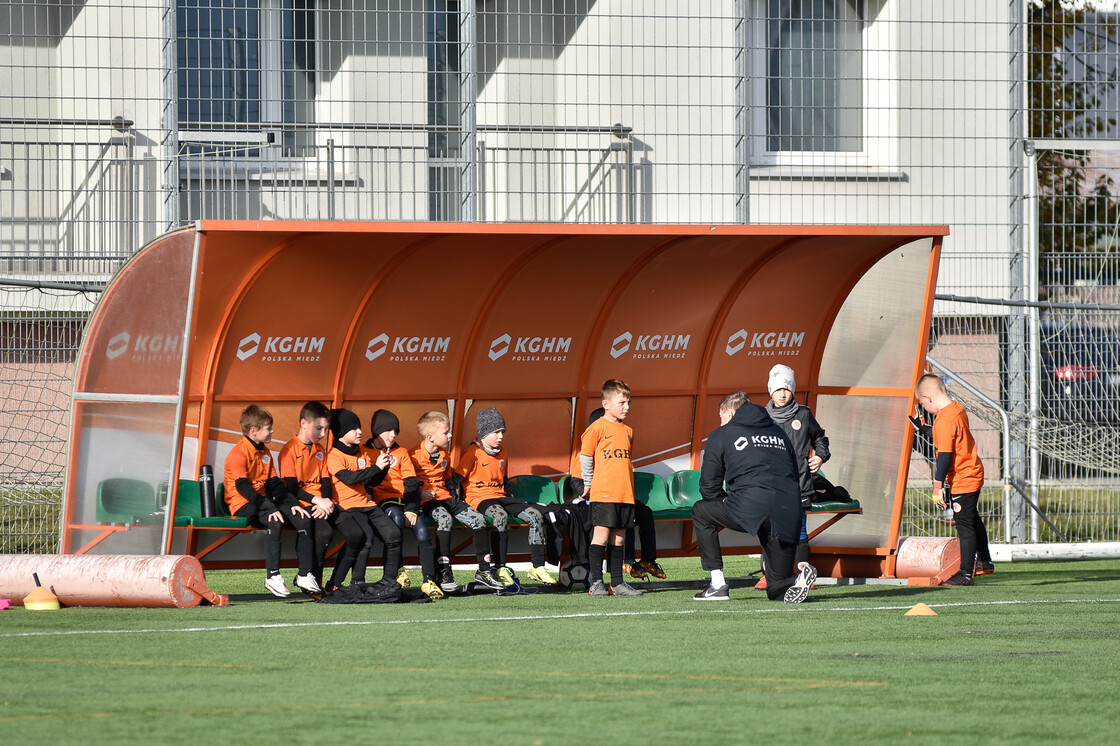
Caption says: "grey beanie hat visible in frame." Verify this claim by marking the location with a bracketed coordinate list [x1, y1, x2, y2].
[767, 364, 796, 396]
[475, 406, 506, 438]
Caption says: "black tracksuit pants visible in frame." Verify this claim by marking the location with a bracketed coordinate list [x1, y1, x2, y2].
[951, 490, 992, 574]
[328, 506, 402, 586]
[692, 497, 798, 601]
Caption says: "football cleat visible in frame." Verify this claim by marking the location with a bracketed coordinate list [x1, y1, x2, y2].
[973, 561, 995, 576]
[624, 562, 648, 581]
[264, 574, 291, 598]
[438, 563, 459, 592]
[294, 573, 322, 595]
[420, 580, 446, 601]
[527, 565, 557, 584]
[638, 560, 666, 579]
[611, 582, 644, 596]
[783, 562, 817, 604]
[473, 569, 505, 591]
[941, 572, 974, 586]
[588, 580, 611, 596]
[395, 567, 412, 588]
[496, 566, 516, 587]
[693, 584, 731, 601]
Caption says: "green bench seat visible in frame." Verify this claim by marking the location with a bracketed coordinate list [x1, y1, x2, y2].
[809, 499, 861, 512]
[636, 472, 692, 519]
[174, 481, 249, 528]
[96, 478, 161, 525]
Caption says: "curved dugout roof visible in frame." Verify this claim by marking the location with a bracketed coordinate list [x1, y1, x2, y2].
[64, 222, 946, 574]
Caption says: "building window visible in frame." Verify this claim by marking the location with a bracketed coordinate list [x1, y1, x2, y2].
[751, 0, 898, 171]
[766, 0, 863, 153]
[177, 0, 316, 155]
[427, 0, 461, 220]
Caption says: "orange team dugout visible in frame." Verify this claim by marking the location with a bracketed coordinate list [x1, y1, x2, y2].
[63, 221, 947, 579]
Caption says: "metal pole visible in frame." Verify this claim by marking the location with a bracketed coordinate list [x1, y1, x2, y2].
[162, 0, 180, 230]
[1005, 0, 1028, 543]
[327, 138, 336, 220]
[625, 130, 634, 223]
[1026, 140, 1042, 542]
[734, 0, 751, 224]
[458, 0, 478, 222]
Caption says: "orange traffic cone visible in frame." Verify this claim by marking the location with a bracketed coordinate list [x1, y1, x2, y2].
[23, 573, 60, 611]
[905, 602, 937, 616]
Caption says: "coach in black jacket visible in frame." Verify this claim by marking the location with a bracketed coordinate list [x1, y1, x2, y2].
[691, 393, 817, 603]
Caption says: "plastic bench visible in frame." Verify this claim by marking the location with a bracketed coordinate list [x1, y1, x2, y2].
[172, 480, 249, 528]
[507, 475, 560, 506]
[96, 478, 160, 525]
[635, 472, 692, 519]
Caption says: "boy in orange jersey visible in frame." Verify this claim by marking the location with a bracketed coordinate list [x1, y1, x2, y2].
[579, 379, 643, 596]
[323, 408, 404, 591]
[364, 408, 444, 601]
[457, 406, 558, 587]
[915, 374, 994, 585]
[583, 407, 665, 583]
[410, 411, 503, 592]
[277, 400, 336, 595]
[223, 404, 310, 598]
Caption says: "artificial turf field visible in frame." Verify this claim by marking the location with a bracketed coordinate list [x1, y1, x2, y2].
[1, 557, 1118, 745]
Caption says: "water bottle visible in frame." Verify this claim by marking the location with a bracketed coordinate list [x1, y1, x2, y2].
[199, 465, 216, 518]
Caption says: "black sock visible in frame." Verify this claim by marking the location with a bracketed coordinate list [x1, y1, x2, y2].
[589, 543, 606, 583]
[608, 544, 624, 587]
[530, 543, 546, 567]
[795, 541, 810, 568]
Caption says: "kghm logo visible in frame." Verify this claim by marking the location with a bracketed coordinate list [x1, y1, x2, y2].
[237, 333, 261, 361]
[366, 333, 389, 361]
[610, 330, 690, 360]
[367, 333, 451, 363]
[237, 332, 325, 363]
[610, 332, 633, 359]
[725, 329, 805, 357]
[488, 333, 571, 363]
[734, 434, 786, 451]
[106, 332, 130, 360]
[489, 334, 511, 361]
[105, 331, 180, 362]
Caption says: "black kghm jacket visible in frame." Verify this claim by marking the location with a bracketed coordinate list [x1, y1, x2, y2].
[698, 402, 803, 544]
[766, 401, 830, 503]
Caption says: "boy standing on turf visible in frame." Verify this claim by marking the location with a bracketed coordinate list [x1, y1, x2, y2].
[915, 374, 994, 585]
[457, 406, 558, 587]
[277, 400, 336, 594]
[365, 408, 444, 601]
[411, 411, 504, 592]
[223, 404, 311, 598]
[579, 379, 643, 597]
[324, 408, 404, 591]
[583, 407, 664, 583]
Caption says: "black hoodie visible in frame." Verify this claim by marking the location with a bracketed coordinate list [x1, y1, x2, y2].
[698, 402, 802, 543]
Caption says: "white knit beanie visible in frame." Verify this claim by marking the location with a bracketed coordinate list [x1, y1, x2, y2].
[767, 364, 796, 396]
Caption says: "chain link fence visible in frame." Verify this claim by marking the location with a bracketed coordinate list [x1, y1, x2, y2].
[2, 0, 1119, 553]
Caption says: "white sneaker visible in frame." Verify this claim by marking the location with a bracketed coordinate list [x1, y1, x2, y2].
[783, 562, 817, 604]
[265, 574, 291, 597]
[294, 573, 322, 594]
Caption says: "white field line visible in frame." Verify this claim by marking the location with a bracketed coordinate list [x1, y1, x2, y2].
[2, 597, 1119, 640]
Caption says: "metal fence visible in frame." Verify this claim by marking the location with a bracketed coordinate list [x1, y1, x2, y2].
[2, 0, 1119, 554]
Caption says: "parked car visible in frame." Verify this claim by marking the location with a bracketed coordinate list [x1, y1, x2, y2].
[1040, 323, 1120, 425]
